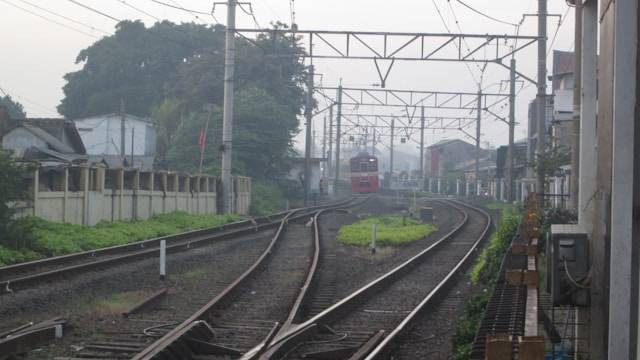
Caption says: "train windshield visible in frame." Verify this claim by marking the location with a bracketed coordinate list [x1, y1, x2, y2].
[351, 158, 378, 172]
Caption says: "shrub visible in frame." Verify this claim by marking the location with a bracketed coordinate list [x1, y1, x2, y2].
[0, 212, 242, 265]
[337, 215, 436, 246]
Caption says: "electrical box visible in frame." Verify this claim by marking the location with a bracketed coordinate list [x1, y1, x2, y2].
[549, 224, 589, 307]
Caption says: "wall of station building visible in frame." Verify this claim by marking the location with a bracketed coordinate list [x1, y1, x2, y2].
[14, 165, 251, 225]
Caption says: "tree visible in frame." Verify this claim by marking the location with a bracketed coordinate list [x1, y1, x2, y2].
[1, 95, 26, 119]
[0, 151, 31, 243]
[533, 144, 571, 179]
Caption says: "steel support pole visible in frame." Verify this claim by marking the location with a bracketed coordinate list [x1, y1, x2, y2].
[570, 0, 582, 211]
[390, 117, 395, 175]
[507, 58, 516, 202]
[475, 90, 481, 195]
[334, 86, 342, 193]
[322, 115, 327, 178]
[420, 106, 425, 190]
[221, 0, 237, 213]
[328, 104, 333, 175]
[536, 0, 548, 205]
[304, 65, 314, 206]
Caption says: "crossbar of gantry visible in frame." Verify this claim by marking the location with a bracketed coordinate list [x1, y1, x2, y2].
[234, 29, 539, 63]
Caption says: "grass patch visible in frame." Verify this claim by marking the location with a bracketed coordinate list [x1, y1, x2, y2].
[337, 215, 436, 246]
[0, 212, 243, 267]
[87, 291, 147, 315]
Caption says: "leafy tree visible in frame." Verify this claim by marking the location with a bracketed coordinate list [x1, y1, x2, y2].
[0, 151, 31, 244]
[533, 144, 571, 178]
[1, 95, 26, 119]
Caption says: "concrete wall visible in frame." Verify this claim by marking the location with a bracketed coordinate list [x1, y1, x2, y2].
[16, 165, 251, 225]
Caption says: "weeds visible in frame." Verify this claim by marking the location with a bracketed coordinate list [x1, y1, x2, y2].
[337, 215, 436, 246]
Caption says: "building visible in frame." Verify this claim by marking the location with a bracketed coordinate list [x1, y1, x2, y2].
[73, 113, 157, 169]
[0, 109, 87, 165]
[550, 50, 575, 149]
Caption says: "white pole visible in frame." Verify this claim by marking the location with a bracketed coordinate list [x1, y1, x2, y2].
[371, 223, 377, 254]
[159, 239, 166, 280]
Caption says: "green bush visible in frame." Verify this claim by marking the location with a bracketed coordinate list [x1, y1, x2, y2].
[337, 215, 436, 246]
[451, 206, 520, 359]
[250, 182, 288, 216]
[470, 210, 519, 285]
[0, 212, 243, 265]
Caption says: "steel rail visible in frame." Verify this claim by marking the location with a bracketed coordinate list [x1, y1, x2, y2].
[249, 199, 474, 360]
[363, 200, 492, 359]
[131, 198, 359, 360]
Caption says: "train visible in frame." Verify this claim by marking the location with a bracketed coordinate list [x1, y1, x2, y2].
[350, 153, 379, 193]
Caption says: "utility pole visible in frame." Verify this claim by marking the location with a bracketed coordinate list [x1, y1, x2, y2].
[221, 0, 237, 213]
[419, 106, 425, 189]
[475, 89, 482, 196]
[304, 65, 314, 206]
[390, 117, 395, 176]
[322, 116, 327, 178]
[507, 58, 516, 202]
[363, 127, 368, 152]
[130, 128, 135, 168]
[372, 128, 376, 155]
[536, 0, 548, 205]
[570, 0, 582, 210]
[328, 104, 333, 176]
[120, 99, 126, 164]
[334, 86, 342, 194]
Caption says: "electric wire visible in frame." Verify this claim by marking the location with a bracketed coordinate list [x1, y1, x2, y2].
[455, 0, 518, 26]
[149, 0, 209, 16]
[430, 0, 480, 87]
[115, 0, 160, 21]
[68, 0, 120, 22]
[16, 0, 111, 34]
[547, 6, 571, 57]
[1, 0, 100, 38]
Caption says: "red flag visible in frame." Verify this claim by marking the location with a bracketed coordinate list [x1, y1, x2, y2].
[198, 130, 206, 150]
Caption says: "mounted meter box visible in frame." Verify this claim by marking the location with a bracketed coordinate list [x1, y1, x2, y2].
[549, 224, 589, 307]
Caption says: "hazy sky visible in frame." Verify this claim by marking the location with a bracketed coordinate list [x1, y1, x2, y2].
[0, 0, 575, 151]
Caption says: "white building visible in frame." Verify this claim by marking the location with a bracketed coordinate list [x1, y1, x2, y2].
[74, 113, 157, 169]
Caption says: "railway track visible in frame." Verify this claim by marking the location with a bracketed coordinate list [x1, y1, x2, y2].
[251, 199, 491, 360]
[0, 200, 353, 295]
[129, 198, 365, 360]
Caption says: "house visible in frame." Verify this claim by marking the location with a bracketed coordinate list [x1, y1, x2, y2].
[287, 157, 326, 193]
[73, 113, 157, 169]
[550, 50, 575, 149]
[426, 139, 492, 177]
[0, 107, 87, 165]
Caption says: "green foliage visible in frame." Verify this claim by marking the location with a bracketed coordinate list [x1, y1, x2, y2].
[451, 207, 521, 359]
[1, 95, 26, 119]
[250, 182, 287, 216]
[470, 211, 519, 285]
[337, 215, 436, 246]
[0, 151, 31, 244]
[451, 293, 490, 360]
[533, 144, 571, 179]
[59, 21, 307, 181]
[0, 212, 241, 266]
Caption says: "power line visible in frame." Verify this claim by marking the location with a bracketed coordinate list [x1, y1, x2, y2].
[16, 0, 111, 34]
[238, 3, 261, 29]
[454, 0, 519, 26]
[115, 0, 160, 21]
[68, 0, 121, 22]
[547, 6, 571, 56]
[150, 0, 219, 25]
[1, 0, 100, 38]
[431, 0, 479, 87]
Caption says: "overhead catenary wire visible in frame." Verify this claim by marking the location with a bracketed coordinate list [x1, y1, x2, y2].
[1, 0, 100, 38]
[430, 0, 480, 88]
[115, 0, 160, 21]
[68, 0, 120, 22]
[454, 0, 519, 26]
[17, 0, 111, 34]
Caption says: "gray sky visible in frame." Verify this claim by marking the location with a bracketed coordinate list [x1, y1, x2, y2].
[0, 0, 575, 150]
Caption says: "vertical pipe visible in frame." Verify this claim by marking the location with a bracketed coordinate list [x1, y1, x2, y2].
[328, 105, 333, 176]
[570, 0, 583, 210]
[322, 115, 327, 178]
[221, 0, 237, 213]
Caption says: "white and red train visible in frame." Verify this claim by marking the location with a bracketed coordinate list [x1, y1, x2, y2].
[349, 153, 379, 193]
